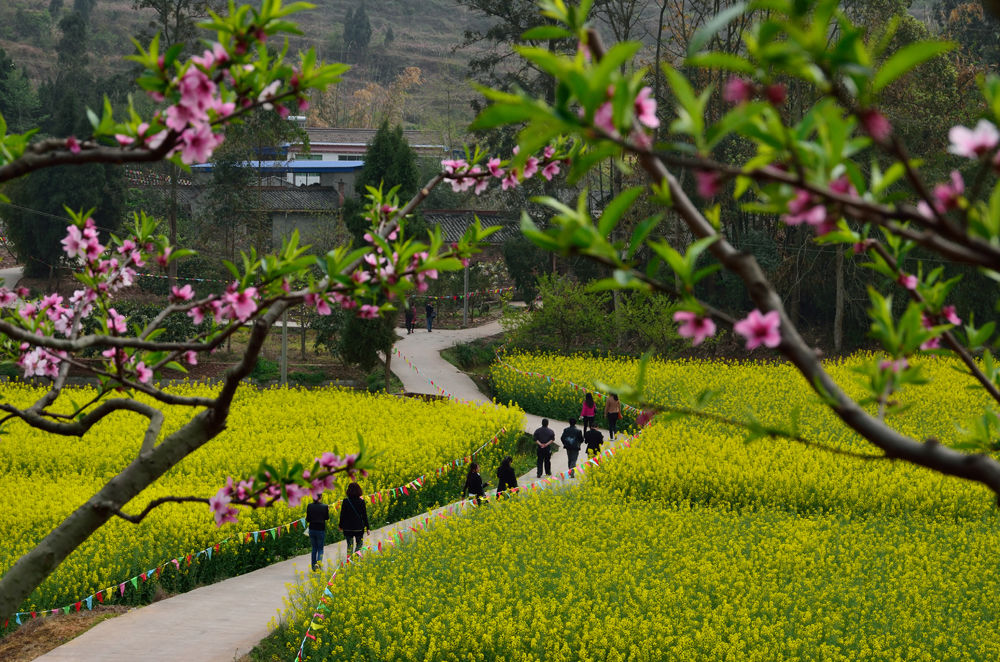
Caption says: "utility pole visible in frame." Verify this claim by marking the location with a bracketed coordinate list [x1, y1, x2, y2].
[280, 309, 288, 386]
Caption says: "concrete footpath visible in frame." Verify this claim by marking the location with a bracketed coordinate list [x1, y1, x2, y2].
[36, 320, 603, 661]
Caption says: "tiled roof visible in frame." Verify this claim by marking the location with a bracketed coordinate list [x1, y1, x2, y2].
[422, 210, 521, 244]
[257, 188, 342, 211]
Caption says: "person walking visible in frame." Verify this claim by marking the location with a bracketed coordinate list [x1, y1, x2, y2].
[604, 393, 621, 439]
[496, 455, 518, 495]
[338, 482, 370, 557]
[584, 424, 604, 459]
[305, 497, 330, 572]
[404, 304, 415, 335]
[561, 417, 584, 477]
[463, 462, 488, 504]
[580, 392, 597, 434]
[425, 302, 436, 332]
[533, 418, 556, 478]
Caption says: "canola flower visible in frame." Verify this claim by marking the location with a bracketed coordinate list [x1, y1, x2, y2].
[264, 353, 1000, 660]
[278, 488, 1000, 661]
[0, 382, 522, 615]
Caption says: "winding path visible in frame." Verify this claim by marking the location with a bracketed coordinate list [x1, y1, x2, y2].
[34, 321, 579, 661]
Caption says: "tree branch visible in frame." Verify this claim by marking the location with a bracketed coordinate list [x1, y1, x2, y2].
[99, 496, 209, 524]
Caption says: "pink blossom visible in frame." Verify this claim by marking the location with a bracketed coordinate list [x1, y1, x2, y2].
[358, 304, 380, 319]
[284, 483, 308, 507]
[179, 125, 224, 165]
[135, 361, 153, 384]
[860, 109, 892, 142]
[897, 273, 918, 290]
[184, 350, 198, 366]
[188, 305, 207, 325]
[305, 292, 332, 315]
[523, 157, 539, 179]
[473, 174, 490, 195]
[224, 286, 258, 322]
[829, 175, 858, 198]
[107, 308, 127, 334]
[541, 161, 561, 181]
[0, 288, 16, 307]
[931, 171, 964, 211]
[441, 158, 468, 174]
[723, 77, 753, 105]
[543, 145, 555, 159]
[209, 489, 238, 527]
[487, 157, 505, 178]
[764, 83, 786, 106]
[921, 336, 942, 351]
[782, 190, 827, 228]
[734, 309, 782, 350]
[695, 170, 722, 198]
[165, 102, 207, 132]
[673, 311, 716, 345]
[170, 284, 195, 303]
[61, 225, 87, 260]
[942, 305, 961, 325]
[879, 357, 909, 373]
[66, 136, 81, 154]
[634, 86, 659, 129]
[578, 40, 591, 61]
[115, 134, 134, 146]
[501, 171, 519, 190]
[178, 67, 218, 112]
[948, 119, 999, 158]
[593, 101, 616, 135]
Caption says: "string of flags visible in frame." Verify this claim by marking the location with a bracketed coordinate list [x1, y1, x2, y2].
[4, 425, 508, 632]
[5, 537, 232, 629]
[293, 429, 644, 661]
[492, 350, 643, 417]
[135, 272, 233, 284]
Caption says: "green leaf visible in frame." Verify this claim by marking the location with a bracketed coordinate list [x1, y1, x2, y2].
[686, 52, 755, 74]
[521, 25, 573, 41]
[687, 2, 747, 56]
[597, 186, 644, 238]
[873, 41, 955, 93]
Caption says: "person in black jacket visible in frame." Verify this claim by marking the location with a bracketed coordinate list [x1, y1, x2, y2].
[338, 482, 370, 556]
[305, 497, 330, 571]
[561, 418, 584, 477]
[496, 456, 518, 495]
[464, 462, 488, 504]
[584, 426, 604, 459]
[425, 302, 435, 332]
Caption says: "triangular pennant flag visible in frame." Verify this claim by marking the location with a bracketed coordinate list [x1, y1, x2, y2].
[207, 547, 213, 560]
[15, 614, 21, 626]
[141, 572, 147, 582]
[62, 606, 70, 615]
[95, 591, 104, 603]
[119, 583, 126, 596]
[185, 554, 192, 565]
[130, 577, 138, 590]
[85, 596, 93, 610]
[252, 531, 259, 543]
[74, 601, 82, 612]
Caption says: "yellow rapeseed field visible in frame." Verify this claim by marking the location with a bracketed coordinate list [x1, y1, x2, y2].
[0, 383, 523, 614]
[266, 354, 1000, 660]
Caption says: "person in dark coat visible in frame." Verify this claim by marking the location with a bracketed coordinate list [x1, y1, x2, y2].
[584, 425, 604, 459]
[533, 419, 556, 478]
[338, 482, 370, 556]
[306, 497, 330, 571]
[425, 302, 436, 332]
[496, 456, 518, 495]
[561, 417, 584, 477]
[463, 462, 488, 504]
[404, 304, 415, 334]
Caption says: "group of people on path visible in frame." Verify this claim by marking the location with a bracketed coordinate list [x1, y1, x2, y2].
[534, 392, 621, 478]
[304, 392, 625, 571]
[404, 302, 436, 334]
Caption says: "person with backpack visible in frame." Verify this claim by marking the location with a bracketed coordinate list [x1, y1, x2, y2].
[338, 482, 370, 557]
[561, 417, 584, 478]
[305, 497, 330, 572]
[404, 303, 416, 334]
